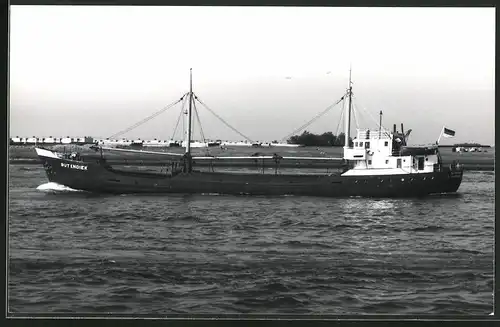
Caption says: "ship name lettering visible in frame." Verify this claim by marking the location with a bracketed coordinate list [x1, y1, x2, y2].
[60, 162, 88, 170]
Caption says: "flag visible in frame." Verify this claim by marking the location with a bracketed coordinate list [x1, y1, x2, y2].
[442, 127, 455, 138]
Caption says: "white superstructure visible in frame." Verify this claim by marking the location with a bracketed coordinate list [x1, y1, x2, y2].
[342, 128, 440, 176]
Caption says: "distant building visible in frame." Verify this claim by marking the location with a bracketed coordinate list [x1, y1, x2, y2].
[10, 135, 96, 146]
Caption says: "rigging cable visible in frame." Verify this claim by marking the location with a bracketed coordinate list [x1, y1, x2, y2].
[352, 96, 392, 139]
[190, 96, 196, 140]
[352, 101, 367, 130]
[171, 95, 189, 141]
[192, 98, 206, 143]
[194, 95, 255, 143]
[353, 101, 374, 134]
[352, 96, 381, 128]
[109, 93, 187, 139]
[192, 99, 212, 157]
[182, 104, 186, 141]
[334, 97, 345, 137]
[280, 92, 348, 142]
[351, 98, 359, 130]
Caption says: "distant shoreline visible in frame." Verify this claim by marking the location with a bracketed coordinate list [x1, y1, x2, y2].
[7, 144, 493, 148]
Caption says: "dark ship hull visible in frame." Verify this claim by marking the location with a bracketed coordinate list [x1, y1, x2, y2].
[37, 151, 463, 198]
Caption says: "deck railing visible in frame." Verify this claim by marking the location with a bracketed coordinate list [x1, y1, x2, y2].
[356, 129, 391, 140]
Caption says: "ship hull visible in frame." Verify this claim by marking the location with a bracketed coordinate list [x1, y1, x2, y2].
[36, 150, 463, 198]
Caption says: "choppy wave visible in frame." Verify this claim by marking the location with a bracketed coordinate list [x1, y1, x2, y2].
[407, 225, 445, 232]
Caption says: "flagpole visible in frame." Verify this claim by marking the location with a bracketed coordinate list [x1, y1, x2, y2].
[436, 126, 444, 145]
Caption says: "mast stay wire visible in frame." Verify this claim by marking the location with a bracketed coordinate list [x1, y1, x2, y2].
[192, 98, 214, 157]
[352, 96, 392, 139]
[194, 94, 255, 144]
[353, 102, 375, 134]
[352, 100, 371, 133]
[109, 93, 188, 139]
[171, 95, 189, 141]
[182, 102, 186, 141]
[192, 97, 206, 143]
[280, 92, 348, 142]
[352, 101, 369, 133]
[353, 101, 376, 132]
[334, 97, 345, 137]
[191, 96, 196, 141]
[351, 98, 359, 130]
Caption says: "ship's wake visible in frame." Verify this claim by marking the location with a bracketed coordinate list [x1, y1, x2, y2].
[36, 182, 81, 193]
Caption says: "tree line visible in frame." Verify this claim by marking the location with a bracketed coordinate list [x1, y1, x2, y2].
[286, 131, 353, 146]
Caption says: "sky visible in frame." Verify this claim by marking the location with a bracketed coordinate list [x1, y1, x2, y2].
[9, 6, 495, 145]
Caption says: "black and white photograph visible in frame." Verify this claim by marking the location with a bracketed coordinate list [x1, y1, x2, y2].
[7, 5, 494, 316]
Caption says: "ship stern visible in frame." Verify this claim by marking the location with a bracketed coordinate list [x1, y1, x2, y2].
[441, 164, 464, 193]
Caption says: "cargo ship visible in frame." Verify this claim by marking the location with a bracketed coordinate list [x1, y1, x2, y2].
[35, 69, 463, 197]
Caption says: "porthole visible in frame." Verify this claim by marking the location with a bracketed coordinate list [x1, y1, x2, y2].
[423, 177, 426, 180]
[401, 178, 405, 182]
[355, 180, 358, 184]
[410, 178, 414, 182]
[431, 176, 434, 180]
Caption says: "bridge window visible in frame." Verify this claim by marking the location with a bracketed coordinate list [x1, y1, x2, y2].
[359, 142, 363, 147]
[365, 142, 370, 149]
[384, 141, 388, 146]
[355, 142, 358, 147]
[385, 160, 389, 164]
[368, 160, 372, 165]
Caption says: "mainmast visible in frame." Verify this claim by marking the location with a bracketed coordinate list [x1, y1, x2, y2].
[186, 68, 193, 155]
[379, 110, 383, 139]
[344, 65, 352, 149]
[184, 68, 194, 172]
